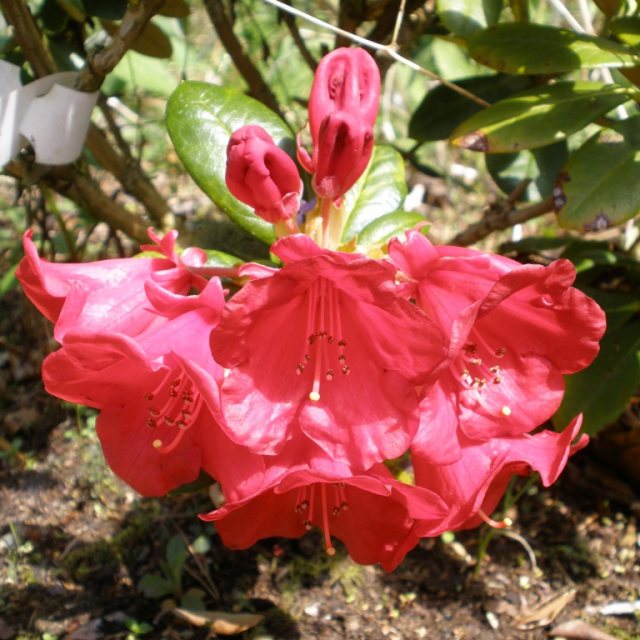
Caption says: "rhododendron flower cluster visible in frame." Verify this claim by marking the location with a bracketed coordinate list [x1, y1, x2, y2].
[18, 47, 606, 571]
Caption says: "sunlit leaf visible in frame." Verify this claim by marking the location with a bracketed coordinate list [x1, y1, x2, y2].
[409, 74, 532, 142]
[554, 117, 640, 230]
[357, 211, 425, 249]
[167, 81, 293, 244]
[437, 0, 502, 38]
[469, 23, 640, 74]
[341, 146, 408, 243]
[451, 82, 630, 153]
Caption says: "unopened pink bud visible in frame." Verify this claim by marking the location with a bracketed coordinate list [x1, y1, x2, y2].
[226, 125, 302, 223]
[312, 111, 373, 200]
[309, 47, 380, 144]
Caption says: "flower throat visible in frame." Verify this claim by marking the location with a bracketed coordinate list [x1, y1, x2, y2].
[295, 277, 350, 402]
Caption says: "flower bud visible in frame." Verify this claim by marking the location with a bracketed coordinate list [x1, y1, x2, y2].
[312, 111, 373, 200]
[309, 47, 380, 144]
[226, 125, 302, 223]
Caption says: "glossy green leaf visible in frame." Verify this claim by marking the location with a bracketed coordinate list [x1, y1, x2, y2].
[102, 19, 173, 59]
[437, 0, 502, 38]
[341, 146, 408, 243]
[469, 23, 640, 74]
[82, 0, 127, 20]
[555, 117, 640, 231]
[486, 141, 568, 201]
[553, 321, 640, 435]
[201, 248, 243, 268]
[610, 16, 640, 47]
[357, 211, 425, 249]
[451, 81, 630, 153]
[409, 74, 532, 142]
[167, 81, 294, 244]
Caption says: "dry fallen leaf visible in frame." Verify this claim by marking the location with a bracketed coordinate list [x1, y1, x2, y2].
[514, 588, 577, 630]
[173, 607, 263, 635]
[549, 619, 617, 640]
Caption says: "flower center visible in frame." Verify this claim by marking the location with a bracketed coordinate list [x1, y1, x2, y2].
[294, 482, 350, 556]
[456, 338, 512, 417]
[143, 367, 203, 453]
[295, 278, 350, 403]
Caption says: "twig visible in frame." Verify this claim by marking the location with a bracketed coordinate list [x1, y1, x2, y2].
[262, 0, 490, 108]
[390, 0, 408, 49]
[5, 161, 150, 244]
[75, 0, 167, 92]
[203, 0, 286, 120]
[279, 5, 317, 70]
[448, 195, 555, 247]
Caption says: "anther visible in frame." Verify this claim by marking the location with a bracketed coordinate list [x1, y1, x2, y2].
[303, 519, 312, 531]
[152, 439, 163, 449]
[469, 358, 482, 366]
[341, 365, 350, 375]
[338, 340, 346, 347]
[144, 392, 154, 401]
[501, 406, 512, 416]
[309, 391, 321, 402]
[463, 343, 477, 353]
[493, 376, 502, 384]
[163, 416, 174, 425]
[148, 408, 160, 417]
[495, 348, 506, 358]
[326, 368, 334, 381]
[146, 418, 156, 428]
[296, 365, 305, 375]
[478, 509, 512, 529]
[304, 353, 312, 361]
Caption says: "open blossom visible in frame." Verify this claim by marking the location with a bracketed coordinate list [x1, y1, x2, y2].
[41, 278, 230, 496]
[200, 440, 448, 571]
[17, 228, 206, 342]
[388, 230, 606, 443]
[412, 416, 587, 533]
[226, 125, 302, 223]
[210, 233, 447, 470]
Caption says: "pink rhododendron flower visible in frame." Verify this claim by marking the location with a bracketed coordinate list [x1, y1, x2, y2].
[210, 233, 447, 470]
[201, 441, 447, 571]
[389, 230, 606, 443]
[412, 415, 587, 533]
[17, 228, 206, 342]
[299, 47, 380, 201]
[311, 110, 374, 200]
[225, 125, 302, 223]
[308, 47, 380, 142]
[41, 277, 232, 497]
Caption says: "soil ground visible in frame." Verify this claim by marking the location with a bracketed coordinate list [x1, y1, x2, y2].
[1, 289, 639, 640]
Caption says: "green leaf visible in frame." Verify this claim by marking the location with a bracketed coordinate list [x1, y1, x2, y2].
[553, 321, 640, 435]
[437, 0, 502, 39]
[409, 74, 532, 142]
[469, 23, 640, 74]
[610, 16, 640, 47]
[167, 81, 293, 244]
[357, 211, 425, 249]
[166, 535, 188, 575]
[451, 81, 630, 153]
[201, 248, 243, 268]
[581, 287, 640, 332]
[82, 0, 127, 20]
[138, 574, 174, 598]
[102, 19, 173, 59]
[486, 141, 568, 201]
[341, 146, 407, 243]
[555, 117, 640, 231]
[109, 50, 177, 97]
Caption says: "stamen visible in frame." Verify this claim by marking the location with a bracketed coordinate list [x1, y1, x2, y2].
[478, 509, 512, 529]
[320, 484, 336, 556]
[152, 439, 163, 449]
[501, 406, 512, 416]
